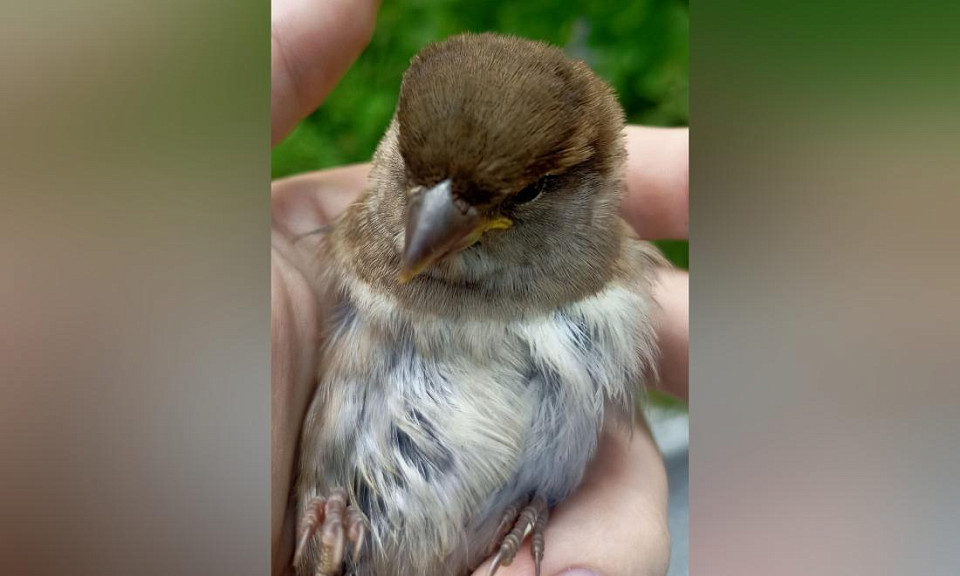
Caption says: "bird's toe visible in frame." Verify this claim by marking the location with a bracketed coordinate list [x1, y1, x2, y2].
[484, 494, 550, 576]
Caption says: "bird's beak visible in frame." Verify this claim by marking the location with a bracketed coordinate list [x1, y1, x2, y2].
[400, 179, 512, 283]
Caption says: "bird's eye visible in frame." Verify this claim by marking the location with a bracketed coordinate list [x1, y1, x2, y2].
[514, 177, 549, 205]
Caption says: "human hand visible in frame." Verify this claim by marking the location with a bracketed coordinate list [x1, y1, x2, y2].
[270, 1, 689, 574]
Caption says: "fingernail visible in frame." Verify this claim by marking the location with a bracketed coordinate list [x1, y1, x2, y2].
[557, 570, 601, 576]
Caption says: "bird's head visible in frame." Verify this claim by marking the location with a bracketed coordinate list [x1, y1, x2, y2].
[390, 33, 626, 284]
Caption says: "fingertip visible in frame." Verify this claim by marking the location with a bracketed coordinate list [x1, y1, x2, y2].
[623, 126, 689, 240]
[272, 0, 380, 145]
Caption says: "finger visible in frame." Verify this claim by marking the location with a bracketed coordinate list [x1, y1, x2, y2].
[653, 268, 689, 401]
[473, 421, 671, 576]
[622, 126, 689, 240]
[271, 164, 370, 239]
[272, 0, 379, 146]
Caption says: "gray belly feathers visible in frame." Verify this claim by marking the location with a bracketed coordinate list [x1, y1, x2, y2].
[297, 282, 655, 575]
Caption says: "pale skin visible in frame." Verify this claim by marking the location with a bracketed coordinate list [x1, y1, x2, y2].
[271, 1, 689, 574]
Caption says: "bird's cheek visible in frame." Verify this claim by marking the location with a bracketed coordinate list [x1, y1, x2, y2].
[478, 227, 510, 247]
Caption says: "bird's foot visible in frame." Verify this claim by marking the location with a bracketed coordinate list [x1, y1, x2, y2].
[485, 494, 549, 576]
[294, 488, 367, 576]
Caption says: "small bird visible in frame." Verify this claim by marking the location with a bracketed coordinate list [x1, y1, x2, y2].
[293, 33, 666, 576]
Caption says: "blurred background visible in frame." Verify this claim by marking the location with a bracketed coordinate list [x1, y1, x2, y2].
[272, 2, 690, 573]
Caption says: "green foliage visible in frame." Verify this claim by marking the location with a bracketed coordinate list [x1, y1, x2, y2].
[272, 0, 688, 268]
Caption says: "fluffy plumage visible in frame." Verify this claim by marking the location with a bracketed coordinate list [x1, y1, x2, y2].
[294, 33, 666, 576]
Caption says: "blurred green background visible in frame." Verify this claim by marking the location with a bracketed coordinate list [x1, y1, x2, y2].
[272, 0, 688, 269]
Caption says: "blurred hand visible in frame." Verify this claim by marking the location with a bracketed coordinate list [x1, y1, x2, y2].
[270, 1, 688, 574]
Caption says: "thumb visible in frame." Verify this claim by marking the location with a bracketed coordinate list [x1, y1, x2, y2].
[272, 0, 379, 146]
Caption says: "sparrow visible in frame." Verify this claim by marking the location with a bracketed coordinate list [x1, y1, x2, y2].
[292, 32, 666, 576]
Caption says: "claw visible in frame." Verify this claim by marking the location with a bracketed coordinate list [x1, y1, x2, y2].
[485, 550, 504, 576]
[347, 506, 366, 561]
[294, 528, 312, 565]
[487, 505, 520, 556]
[482, 495, 550, 576]
[532, 507, 548, 576]
[318, 489, 348, 574]
[295, 489, 364, 576]
[295, 496, 327, 565]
